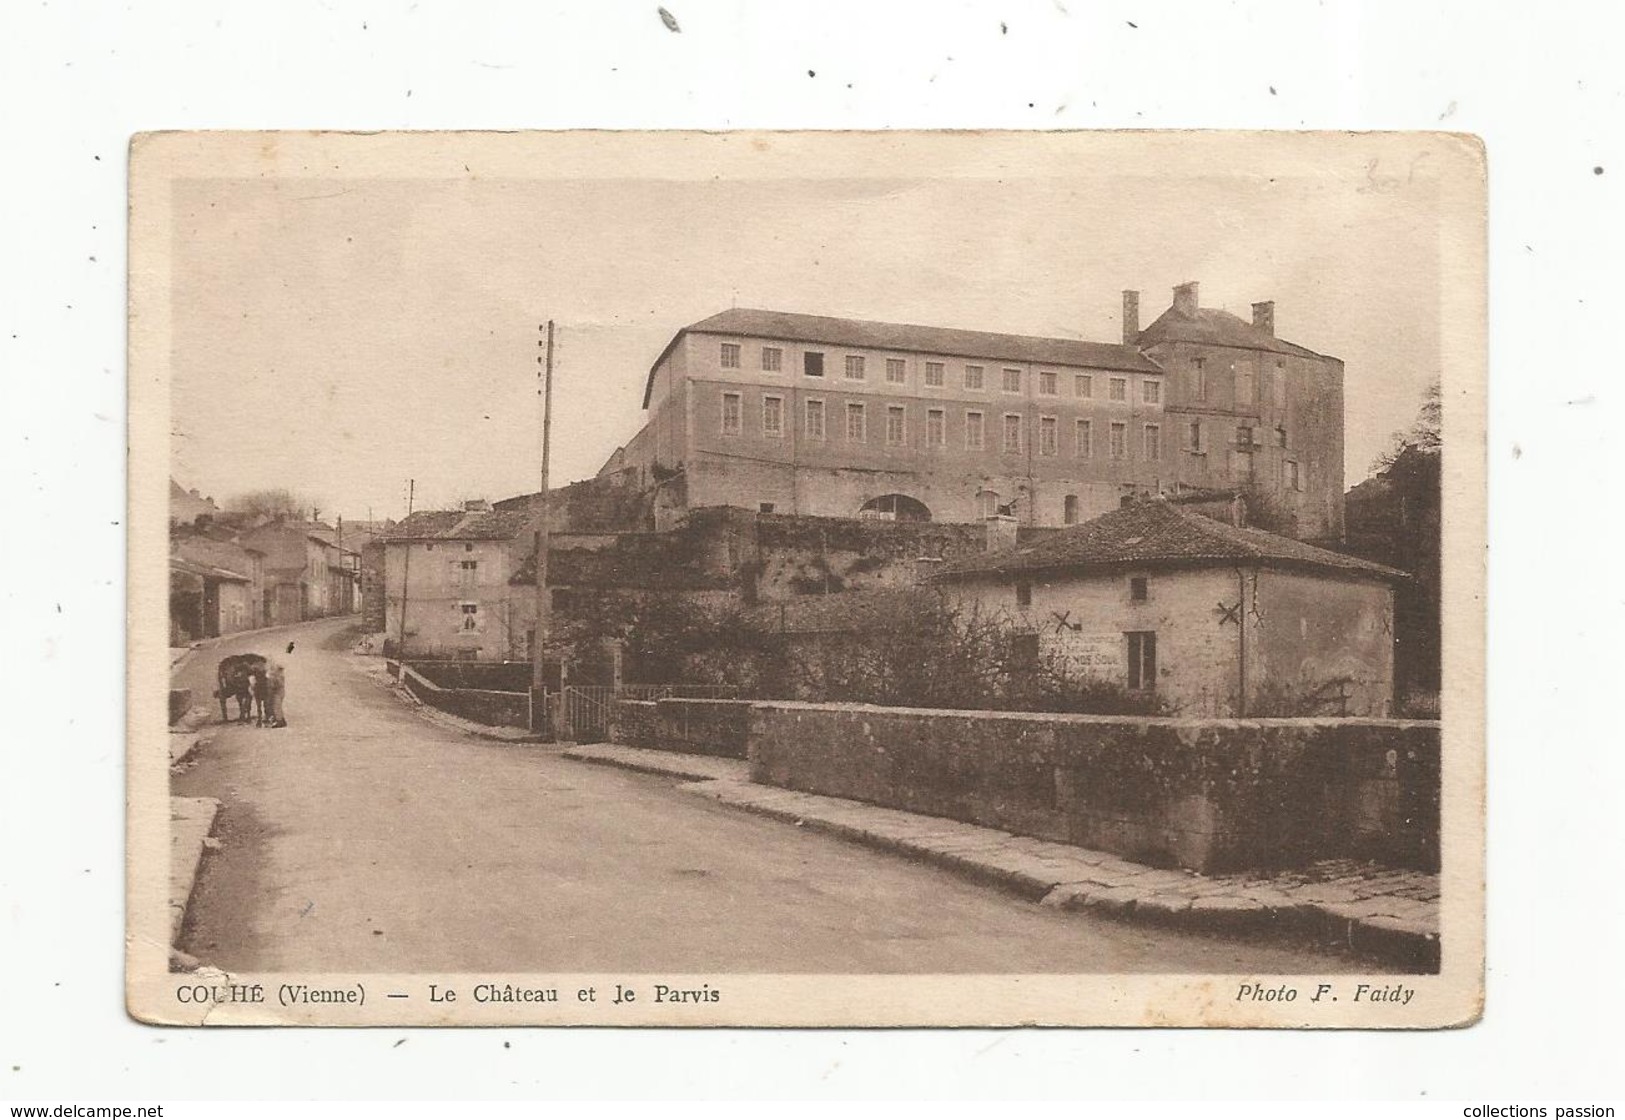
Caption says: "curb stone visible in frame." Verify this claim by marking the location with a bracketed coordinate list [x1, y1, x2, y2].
[569, 742, 1441, 970]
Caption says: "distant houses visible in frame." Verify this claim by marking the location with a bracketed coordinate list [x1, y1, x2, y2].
[167, 477, 361, 643]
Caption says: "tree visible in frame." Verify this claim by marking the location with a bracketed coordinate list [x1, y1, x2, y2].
[1372, 380, 1441, 473]
[224, 488, 316, 523]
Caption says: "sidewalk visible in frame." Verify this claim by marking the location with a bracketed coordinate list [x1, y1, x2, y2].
[563, 742, 1441, 970]
[170, 796, 220, 952]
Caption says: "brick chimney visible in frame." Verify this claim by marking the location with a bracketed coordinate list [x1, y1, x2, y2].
[984, 513, 1018, 553]
[1173, 281, 1199, 317]
[1251, 300, 1275, 336]
[1122, 290, 1140, 344]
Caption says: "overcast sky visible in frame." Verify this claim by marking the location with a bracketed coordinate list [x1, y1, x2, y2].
[170, 158, 1441, 522]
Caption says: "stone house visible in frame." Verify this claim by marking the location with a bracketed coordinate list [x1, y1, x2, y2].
[170, 534, 266, 634]
[932, 499, 1405, 717]
[380, 503, 542, 660]
[603, 283, 1345, 540]
[238, 520, 353, 626]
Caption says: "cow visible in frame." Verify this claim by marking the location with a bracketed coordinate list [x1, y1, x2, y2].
[214, 653, 267, 724]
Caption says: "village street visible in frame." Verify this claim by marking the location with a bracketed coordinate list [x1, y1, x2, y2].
[170, 617, 1357, 975]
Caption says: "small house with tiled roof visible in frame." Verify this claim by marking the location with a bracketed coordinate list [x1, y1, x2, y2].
[379, 501, 544, 660]
[932, 500, 1404, 717]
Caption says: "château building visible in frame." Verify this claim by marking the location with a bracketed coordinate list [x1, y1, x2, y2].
[601, 282, 1345, 541]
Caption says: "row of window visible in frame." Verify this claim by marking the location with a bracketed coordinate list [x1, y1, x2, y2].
[716, 341, 1161, 403]
[721, 392, 1177, 460]
[1189, 356, 1290, 409]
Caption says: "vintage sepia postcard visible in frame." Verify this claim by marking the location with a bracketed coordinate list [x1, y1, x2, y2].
[128, 130, 1485, 1027]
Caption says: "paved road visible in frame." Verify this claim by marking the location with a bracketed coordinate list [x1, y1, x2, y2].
[172, 618, 1356, 974]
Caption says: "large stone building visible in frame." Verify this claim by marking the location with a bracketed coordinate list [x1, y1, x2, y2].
[602, 283, 1345, 542]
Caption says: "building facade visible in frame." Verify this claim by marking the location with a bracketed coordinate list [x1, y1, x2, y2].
[934, 501, 1401, 717]
[238, 520, 355, 626]
[380, 504, 541, 660]
[604, 285, 1345, 541]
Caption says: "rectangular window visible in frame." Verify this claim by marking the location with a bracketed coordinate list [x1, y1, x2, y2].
[1075, 419, 1093, 458]
[1039, 415, 1058, 456]
[1275, 426, 1287, 448]
[885, 358, 906, 384]
[1076, 374, 1093, 399]
[1272, 362, 1287, 408]
[1015, 580, 1033, 608]
[460, 602, 481, 633]
[925, 361, 945, 387]
[1285, 460, 1302, 491]
[762, 395, 784, 437]
[1230, 449, 1253, 480]
[1143, 423, 1161, 461]
[964, 364, 984, 390]
[1002, 367, 1022, 393]
[1239, 365, 1257, 404]
[805, 398, 826, 440]
[804, 351, 824, 378]
[926, 408, 945, 448]
[759, 502, 775, 514]
[1188, 421, 1204, 452]
[1109, 377, 1127, 402]
[1126, 631, 1157, 691]
[844, 354, 866, 380]
[761, 346, 782, 372]
[1110, 421, 1127, 459]
[886, 405, 906, 445]
[456, 559, 479, 589]
[1129, 576, 1148, 602]
[965, 410, 985, 451]
[1192, 358, 1207, 401]
[721, 391, 742, 435]
[720, 342, 741, 369]
[846, 401, 866, 442]
[1142, 379, 1162, 405]
[1236, 424, 1255, 447]
[1002, 414, 1022, 454]
[1039, 371, 1058, 396]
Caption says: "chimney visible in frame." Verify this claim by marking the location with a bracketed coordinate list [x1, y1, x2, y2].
[984, 513, 1019, 553]
[1172, 281, 1199, 317]
[1121, 290, 1140, 344]
[1251, 300, 1275, 336]
[463, 498, 492, 513]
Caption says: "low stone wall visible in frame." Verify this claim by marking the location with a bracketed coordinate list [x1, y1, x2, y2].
[400, 664, 530, 728]
[610, 698, 753, 759]
[407, 660, 533, 692]
[746, 702, 1440, 875]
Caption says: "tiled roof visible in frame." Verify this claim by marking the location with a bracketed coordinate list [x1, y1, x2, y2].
[1136, 305, 1332, 360]
[383, 508, 535, 542]
[645, 307, 1164, 407]
[169, 556, 251, 583]
[934, 501, 1406, 582]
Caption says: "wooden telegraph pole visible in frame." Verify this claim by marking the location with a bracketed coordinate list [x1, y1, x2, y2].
[531, 322, 555, 728]
[396, 479, 415, 657]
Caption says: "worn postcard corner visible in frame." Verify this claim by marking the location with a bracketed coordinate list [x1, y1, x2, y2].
[128, 129, 1485, 1028]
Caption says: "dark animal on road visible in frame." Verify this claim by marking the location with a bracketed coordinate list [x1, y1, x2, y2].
[214, 653, 268, 723]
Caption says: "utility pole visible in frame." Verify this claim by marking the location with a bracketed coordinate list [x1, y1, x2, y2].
[531, 321, 555, 707]
[397, 479, 414, 658]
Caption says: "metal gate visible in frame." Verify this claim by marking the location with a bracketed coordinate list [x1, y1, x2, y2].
[560, 686, 617, 743]
[558, 684, 741, 743]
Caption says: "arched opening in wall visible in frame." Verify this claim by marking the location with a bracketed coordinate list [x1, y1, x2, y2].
[1063, 494, 1080, 525]
[976, 489, 1008, 519]
[857, 493, 932, 522]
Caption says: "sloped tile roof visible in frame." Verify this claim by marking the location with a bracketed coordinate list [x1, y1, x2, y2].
[384, 508, 535, 542]
[645, 307, 1164, 407]
[1136, 305, 1332, 360]
[169, 556, 252, 583]
[934, 501, 1406, 582]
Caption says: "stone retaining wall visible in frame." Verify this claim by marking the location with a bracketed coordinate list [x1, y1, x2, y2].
[610, 697, 753, 759]
[746, 702, 1440, 875]
[400, 664, 530, 728]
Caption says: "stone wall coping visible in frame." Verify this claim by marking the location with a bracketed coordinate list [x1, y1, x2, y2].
[746, 699, 1440, 731]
